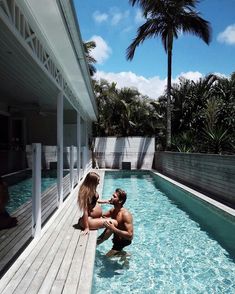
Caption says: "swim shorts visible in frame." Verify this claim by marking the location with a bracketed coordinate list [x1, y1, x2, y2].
[112, 234, 132, 251]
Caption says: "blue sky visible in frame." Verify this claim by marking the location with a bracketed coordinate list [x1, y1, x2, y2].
[75, 0, 235, 99]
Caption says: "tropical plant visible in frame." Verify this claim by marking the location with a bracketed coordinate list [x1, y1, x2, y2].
[93, 79, 119, 135]
[93, 79, 164, 137]
[168, 74, 235, 154]
[171, 74, 218, 136]
[172, 131, 195, 153]
[202, 127, 230, 154]
[127, 0, 211, 149]
[201, 98, 231, 153]
[83, 41, 97, 76]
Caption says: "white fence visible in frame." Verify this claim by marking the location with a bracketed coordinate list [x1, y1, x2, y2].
[94, 137, 155, 169]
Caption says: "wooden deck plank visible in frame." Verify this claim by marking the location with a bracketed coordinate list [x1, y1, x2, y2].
[7, 204, 77, 293]
[0, 185, 57, 251]
[0, 184, 78, 294]
[77, 231, 97, 294]
[35, 212, 80, 294]
[50, 228, 81, 293]
[0, 174, 72, 276]
[0, 169, 103, 294]
[62, 234, 88, 294]
[26, 209, 79, 294]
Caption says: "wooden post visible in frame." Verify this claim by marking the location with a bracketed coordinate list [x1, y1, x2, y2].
[82, 146, 87, 175]
[70, 145, 75, 190]
[32, 143, 41, 238]
[57, 92, 63, 207]
[77, 112, 81, 181]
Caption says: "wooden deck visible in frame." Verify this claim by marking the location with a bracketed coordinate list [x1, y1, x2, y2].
[0, 170, 102, 293]
[0, 172, 72, 276]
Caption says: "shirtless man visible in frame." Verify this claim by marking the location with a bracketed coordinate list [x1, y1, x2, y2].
[97, 188, 133, 256]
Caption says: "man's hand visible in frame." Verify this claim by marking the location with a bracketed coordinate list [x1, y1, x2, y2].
[104, 220, 116, 231]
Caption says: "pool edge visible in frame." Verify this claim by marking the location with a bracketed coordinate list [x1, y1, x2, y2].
[151, 169, 235, 218]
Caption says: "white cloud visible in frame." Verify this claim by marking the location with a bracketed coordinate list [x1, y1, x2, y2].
[89, 36, 112, 64]
[212, 72, 228, 79]
[110, 9, 129, 26]
[135, 9, 145, 24]
[122, 26, 133, 34]
[93, 8, 129, 26]
[93, 11, 108, 23]
[94, 71, 208, 99]
[174, 71, 203, 83]
[95, 71, 166, 99]
[217, 24, 235, 45]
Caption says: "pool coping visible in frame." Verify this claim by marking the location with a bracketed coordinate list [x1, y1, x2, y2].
[152, 170, 235, 218]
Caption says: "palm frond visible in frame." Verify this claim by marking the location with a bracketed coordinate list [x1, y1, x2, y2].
[126, 18, 164, 60]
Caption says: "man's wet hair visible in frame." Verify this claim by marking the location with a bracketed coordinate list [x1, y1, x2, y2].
[115, 188, 127, 205]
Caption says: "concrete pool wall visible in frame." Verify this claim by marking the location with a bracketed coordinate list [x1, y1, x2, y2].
[154, 151, 235, 208]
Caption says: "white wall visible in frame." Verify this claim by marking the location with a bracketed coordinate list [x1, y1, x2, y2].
[94, 137, 155, 169]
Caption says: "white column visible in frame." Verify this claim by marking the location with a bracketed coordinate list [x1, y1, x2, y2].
[32, 143, 41, 238]
[70, 145, 75, 190]
[84, 120, 88, 172]
[57, 92, 63, 207]
[77, 112, 81, 181]
[82, 146, 87, 174]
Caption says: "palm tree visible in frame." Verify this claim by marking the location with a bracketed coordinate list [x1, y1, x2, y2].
[127, 0, 212, 148]
[83, 41, 97, 76]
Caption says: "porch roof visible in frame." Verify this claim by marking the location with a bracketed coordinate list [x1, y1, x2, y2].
[0, 0, 97, 120]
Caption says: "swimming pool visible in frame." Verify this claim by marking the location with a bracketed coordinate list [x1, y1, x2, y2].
[92, 171, 235, 293]
[6, 170, 68, 213]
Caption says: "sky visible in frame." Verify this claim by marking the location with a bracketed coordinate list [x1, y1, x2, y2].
[75, 0, 235, 99]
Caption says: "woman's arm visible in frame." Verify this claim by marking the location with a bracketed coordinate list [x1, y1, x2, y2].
[97, 199, 110, 204]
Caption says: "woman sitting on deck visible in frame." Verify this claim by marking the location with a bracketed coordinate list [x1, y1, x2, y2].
[0, 177, 18, 230]
[77, 172, 117, 235]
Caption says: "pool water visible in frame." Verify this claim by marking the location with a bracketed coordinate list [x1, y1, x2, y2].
[92, 171, 235, 294]
[6, 171, 67, 213]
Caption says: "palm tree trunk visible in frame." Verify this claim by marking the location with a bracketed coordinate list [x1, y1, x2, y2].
[166, 37, 172, 149]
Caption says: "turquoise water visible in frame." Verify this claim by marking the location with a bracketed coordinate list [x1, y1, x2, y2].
[92, 171, 235, 294]
[6, 171, 66, 213]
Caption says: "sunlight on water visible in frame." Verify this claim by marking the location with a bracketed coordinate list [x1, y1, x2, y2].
[92, 172, 235, 294]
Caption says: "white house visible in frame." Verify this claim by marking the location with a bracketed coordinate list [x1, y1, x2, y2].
[0, 0, 97, 179]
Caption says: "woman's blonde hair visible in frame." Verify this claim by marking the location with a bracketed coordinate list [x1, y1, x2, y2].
[78, 172, 100, 210]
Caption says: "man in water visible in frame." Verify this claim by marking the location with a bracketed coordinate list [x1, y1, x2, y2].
[97, 188, 133, 256]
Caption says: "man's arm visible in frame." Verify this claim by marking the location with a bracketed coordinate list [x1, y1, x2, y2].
[102, 208, 113, 218]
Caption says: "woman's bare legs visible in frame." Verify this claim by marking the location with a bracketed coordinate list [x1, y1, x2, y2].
[78, 217, 118, 231]
[88, 217, 118, 230]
